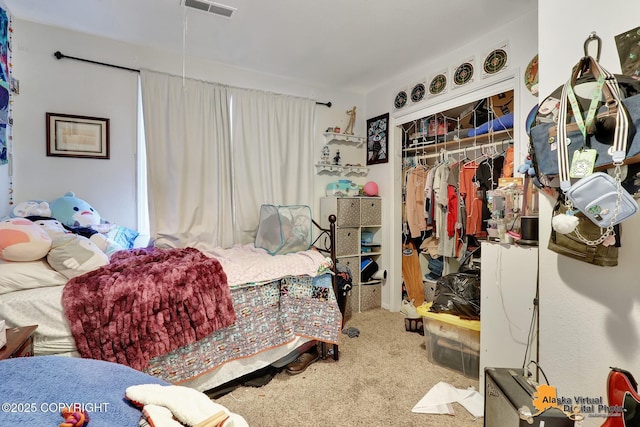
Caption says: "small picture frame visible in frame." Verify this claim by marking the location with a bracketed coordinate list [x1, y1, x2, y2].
[366, 112, 389, 165]
[46, 113, 110, 159]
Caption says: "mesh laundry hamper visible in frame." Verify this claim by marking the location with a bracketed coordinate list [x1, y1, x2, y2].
[255, 204, 312, 255]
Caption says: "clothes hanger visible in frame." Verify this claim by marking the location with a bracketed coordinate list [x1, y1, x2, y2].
[464, 145, 488, 167]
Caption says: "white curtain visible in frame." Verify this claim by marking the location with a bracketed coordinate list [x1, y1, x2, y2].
[140, 70, 316, 249]
[230, 88, 316, 243]
[140, 69, 234, 250]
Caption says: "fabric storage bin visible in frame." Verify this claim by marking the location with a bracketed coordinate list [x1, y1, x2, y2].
[335, 228, 359, 257]
[416, 303, 480, 379]
[344, 292, 354, 323]
[359, 284, 381, 311]
[336, 198, 361, 227]
[338, 256, 359, 286]
[360, 198, 382, 226]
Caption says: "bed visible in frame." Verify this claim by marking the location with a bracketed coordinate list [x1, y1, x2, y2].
[0, 214, 341, 392]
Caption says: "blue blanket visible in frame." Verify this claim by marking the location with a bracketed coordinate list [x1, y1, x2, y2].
[0, 356, 168, 426]
[467, 112, 514, 136]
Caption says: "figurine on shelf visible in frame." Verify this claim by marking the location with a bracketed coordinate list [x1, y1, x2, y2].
[333, 149, 341, 166]
[321, 144, 331, 164]
[344, 106, 356, 135]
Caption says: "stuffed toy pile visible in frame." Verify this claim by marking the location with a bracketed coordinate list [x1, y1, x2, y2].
[1, 192, 138, 279]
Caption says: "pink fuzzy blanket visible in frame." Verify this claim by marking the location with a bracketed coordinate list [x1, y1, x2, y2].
[62, 247, 236, 371]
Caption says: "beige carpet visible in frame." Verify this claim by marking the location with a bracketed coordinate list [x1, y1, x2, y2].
[215, 308, 483, 426]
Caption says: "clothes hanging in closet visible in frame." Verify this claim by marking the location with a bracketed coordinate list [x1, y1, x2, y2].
[424, 166, 437, 226]
[502, 145, 514, 177]
[405, 166, 430, 238]
[474, 155, 504, 232]
[459, 160, 483, 236]
[433, 160, 460, 258]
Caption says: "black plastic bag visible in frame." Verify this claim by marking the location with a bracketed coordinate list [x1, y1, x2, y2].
[429, 272, 481, 320]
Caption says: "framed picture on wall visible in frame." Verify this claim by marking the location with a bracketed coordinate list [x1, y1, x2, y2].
[366, 112, 389, 165]
[46, 113, 110, 159]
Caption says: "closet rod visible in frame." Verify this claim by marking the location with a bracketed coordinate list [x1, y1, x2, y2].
[414, 139, 512, 161]
[52, 51, 333, 107]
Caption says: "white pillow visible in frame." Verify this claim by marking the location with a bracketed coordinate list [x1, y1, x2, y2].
[0, 259, 68, 295]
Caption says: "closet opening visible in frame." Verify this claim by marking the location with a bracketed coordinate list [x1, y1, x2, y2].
[398, 87, 522, 306]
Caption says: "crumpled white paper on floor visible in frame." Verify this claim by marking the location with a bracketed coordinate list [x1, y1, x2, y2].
[412, 381, 484, 418]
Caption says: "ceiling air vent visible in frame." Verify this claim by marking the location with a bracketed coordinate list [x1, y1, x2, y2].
[182, 0, 236, 17]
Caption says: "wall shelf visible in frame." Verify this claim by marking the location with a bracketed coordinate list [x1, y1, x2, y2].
[318, 131, 367, 177]
[324, 132, 365, 146]
[315, 164, 368, 175]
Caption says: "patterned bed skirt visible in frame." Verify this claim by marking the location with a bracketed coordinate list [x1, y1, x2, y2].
[144, 273, 341, 384]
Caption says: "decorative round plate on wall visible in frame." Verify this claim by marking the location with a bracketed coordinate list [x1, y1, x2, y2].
[454, 62, 474, 86]
[394, 90, 408, 109]
[429, 74, 447, 95]
[524, 54, 539, 95]
[410, 82, 426, 103]
[483, 48, 508, 75]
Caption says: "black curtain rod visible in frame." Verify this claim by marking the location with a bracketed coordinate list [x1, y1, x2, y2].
[54, 51, 139, 73]
[53, 51, 332, 107]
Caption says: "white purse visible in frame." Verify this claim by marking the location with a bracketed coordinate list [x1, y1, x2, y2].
[565, 171, 637, 228]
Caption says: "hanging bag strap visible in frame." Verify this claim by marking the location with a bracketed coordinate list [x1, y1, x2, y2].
[557, 56, 629, 191]
[555, 56, 630, 246]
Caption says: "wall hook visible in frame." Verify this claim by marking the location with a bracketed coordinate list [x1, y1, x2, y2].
[583, 31, 602, 61]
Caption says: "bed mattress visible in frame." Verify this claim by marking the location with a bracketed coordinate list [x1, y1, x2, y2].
[0, 283, 316, 389]
[0, 246, 341, 391]
[0, 285, 78, 356]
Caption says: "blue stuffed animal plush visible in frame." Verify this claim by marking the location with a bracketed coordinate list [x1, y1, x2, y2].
[517, 156, 536, 177]
[49, 192, 106, 228]
[48, 192, 139, 256]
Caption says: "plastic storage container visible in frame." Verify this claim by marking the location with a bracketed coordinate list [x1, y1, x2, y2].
[361, 231, 374, 244]
[416, 303, 480, 379]
[325, 180, 360, 197]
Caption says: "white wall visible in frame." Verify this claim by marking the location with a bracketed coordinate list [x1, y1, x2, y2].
[538, 1, 640, 423]
[364, 8, 539, 312]
[10, 20, 138, 227]
[7, 19, 363, 227]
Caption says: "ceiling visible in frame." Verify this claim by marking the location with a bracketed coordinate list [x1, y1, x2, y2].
[4, 0, 537, 93]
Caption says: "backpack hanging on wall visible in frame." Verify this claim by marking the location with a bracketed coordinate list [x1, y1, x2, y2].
[528, 33, 640, 190]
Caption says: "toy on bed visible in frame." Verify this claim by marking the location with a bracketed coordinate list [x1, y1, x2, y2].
[0, 216, 108, 279]
[49, 192, 106, 228]
[0, 217, 52, 261]
[10, 197, 115, 256]
[29, 217, 109, 279]
[48, 192, 139, 255]
[9, 199, 52, 218]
